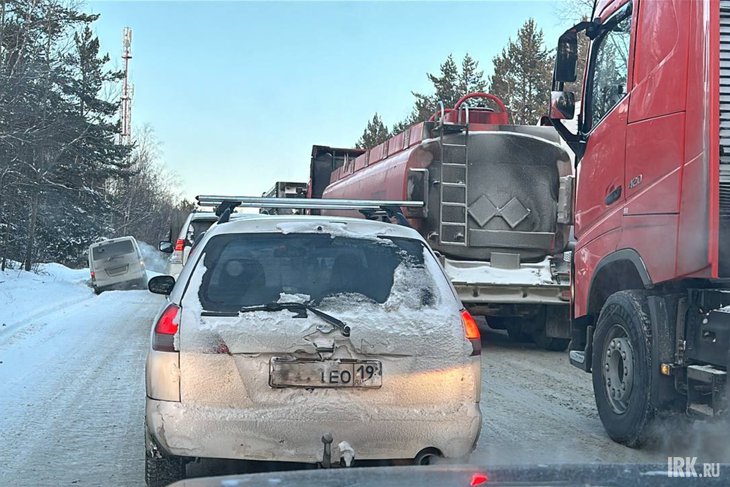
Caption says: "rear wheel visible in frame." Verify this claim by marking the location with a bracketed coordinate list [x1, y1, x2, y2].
[531, 327, 570, 351]
[93, 286, 103, 295]
[591, 290, 654, 447]
[145, 427, 185, 487]
[145, 452, 185, 487]
[506, 323, 532, 343]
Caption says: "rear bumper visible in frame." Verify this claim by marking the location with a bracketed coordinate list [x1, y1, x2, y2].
[145, 399, 481, 463]
[94, 269, 146, 288]
[443, 257, 569, 305]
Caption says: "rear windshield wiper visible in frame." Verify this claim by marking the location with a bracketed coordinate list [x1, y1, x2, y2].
[239, 302, 351, 337]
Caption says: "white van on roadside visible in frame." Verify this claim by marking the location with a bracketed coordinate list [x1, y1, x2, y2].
[88, 236, 147, 294]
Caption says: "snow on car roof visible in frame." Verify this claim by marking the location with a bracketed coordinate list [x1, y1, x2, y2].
[205, 215, 424, 241]
[89, 235, 137, 248]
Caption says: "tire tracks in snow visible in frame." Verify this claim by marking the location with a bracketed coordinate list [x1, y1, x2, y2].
[0, 290, 163, 487]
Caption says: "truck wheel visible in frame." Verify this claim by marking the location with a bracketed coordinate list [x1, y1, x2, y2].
[591, 290, 654, 447]
[532, 329, 570, 351]
[145, 450, 185, 487]
[506, 324, 532, 343]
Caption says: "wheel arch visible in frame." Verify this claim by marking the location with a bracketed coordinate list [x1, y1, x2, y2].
[587, 249, 652, 320]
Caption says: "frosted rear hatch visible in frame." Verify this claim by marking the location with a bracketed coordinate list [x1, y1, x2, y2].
[177, 232, 475, 408]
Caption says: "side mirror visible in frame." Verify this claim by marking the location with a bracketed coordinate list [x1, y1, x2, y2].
[550, 91, 576, 120]
[555, 30, 578, 83]
[148, 275, 176, 295]
[159, 241, 173, 254]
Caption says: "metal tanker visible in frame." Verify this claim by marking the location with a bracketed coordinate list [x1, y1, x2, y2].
[308, 93, 575, 350]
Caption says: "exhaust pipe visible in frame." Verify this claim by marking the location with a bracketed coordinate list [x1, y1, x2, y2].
[414, 448, 442, 465]
[338, 441, 355, 467]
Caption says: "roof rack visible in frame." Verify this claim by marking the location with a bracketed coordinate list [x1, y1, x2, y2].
[195, 195, 424, 226]
[196, 195, 423, 210]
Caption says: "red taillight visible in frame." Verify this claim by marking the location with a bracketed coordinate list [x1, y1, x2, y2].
[462, 310, 480, 340]
[461, 309, 481, 356]
[471, 472, 489, 486]
[90, 271, 95, 280]
[174, 239, 185, 252]
[153, 304, 180, 352]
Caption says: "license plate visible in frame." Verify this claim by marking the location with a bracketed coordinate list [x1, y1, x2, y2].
[269, 358, 382, 388]
[106, 264, 128, 276]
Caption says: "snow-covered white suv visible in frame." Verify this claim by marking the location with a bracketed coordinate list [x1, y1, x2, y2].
[144, 215, 482, 486]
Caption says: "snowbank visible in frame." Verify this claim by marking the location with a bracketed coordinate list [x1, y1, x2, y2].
[0, 262, 94, 328]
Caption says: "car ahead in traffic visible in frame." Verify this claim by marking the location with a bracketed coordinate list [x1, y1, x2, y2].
[159, 211, 219, 277]
[88, 236, 146, 294]
[144, 204, 482, 487]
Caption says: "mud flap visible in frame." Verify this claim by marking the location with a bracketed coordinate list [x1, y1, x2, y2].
[545, 305, 570, 339]
[646, 295, 683, 412]
[568, 315, 593, 372]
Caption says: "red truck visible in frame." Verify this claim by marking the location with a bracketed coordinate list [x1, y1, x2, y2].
[550, 0, 729, 446]
[308, 93, 575, 351]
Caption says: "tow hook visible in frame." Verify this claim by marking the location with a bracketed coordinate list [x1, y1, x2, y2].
[321, 433, 333, 468]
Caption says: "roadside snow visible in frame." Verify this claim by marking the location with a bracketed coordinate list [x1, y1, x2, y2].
[0, 263, 94, 328]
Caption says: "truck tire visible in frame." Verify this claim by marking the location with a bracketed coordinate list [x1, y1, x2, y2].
[145, 451, 185, 487]
[506, 323, 532, 343]
[532, 328, 570, 352]
[591, 290, 654, 447]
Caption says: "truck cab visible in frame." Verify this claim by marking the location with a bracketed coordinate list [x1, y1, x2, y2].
[550, 0, 729, 446]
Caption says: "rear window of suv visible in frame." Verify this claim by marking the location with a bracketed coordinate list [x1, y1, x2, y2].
[196, 233, 436, 312]
[186, 219, 216, 244]
[92, 240, 134, 260]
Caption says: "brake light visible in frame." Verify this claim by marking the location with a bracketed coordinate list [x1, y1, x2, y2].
[471, 472, 489, 486]
[90, 271, 95, 280]
[462, 310, 480, 339]
[461, 309, 481, 356]
[174, 239, 185, 252]
[153, 304, 180, 352]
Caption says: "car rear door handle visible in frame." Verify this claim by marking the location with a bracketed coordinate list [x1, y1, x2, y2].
[605, 186, 622, 206]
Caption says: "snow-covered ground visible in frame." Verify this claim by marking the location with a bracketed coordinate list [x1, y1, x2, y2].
[0, 263, 95, 331]
[0, 263, 165, 486]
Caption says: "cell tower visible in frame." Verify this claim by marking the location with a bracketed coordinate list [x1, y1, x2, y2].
[120, 27, 133, 145]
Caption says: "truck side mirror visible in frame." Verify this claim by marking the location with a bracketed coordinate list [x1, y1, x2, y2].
[550, 91, 576, 120]
[159, 241, 173, 254]
[555, 30, 578, 83]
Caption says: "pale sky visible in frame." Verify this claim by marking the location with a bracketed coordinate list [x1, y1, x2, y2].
[88, 0, 573, 200]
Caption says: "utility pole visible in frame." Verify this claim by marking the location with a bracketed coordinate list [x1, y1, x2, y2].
[120, 27, 133, 145]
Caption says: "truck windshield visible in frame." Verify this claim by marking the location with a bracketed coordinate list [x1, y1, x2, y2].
[197, 233, 437, 313]
[92, 240, 134, 260]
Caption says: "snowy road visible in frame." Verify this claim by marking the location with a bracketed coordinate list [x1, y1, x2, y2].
[0, 289, 164, 487]
[1, 287, 728, 486]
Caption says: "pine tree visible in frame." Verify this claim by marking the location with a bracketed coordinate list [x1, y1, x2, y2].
[489, 19, 554, 125]
[355, 113, 390, 149]
[458, 54, 488, 100]
[391, 53, 488, 134]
